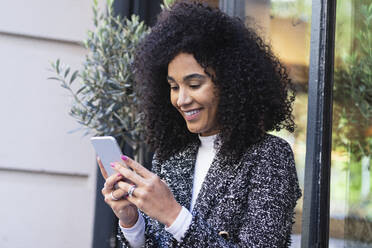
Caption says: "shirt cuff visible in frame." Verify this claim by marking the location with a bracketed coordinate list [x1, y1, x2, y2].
[119, 210, 145, 248]
[165, 206, 193, 242]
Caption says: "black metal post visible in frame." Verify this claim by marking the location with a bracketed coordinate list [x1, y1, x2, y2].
[92, 166, 119, 248]
[219, 0, 246, 20]
[113, 0, 161, 26]
[301, 0, 336, 247]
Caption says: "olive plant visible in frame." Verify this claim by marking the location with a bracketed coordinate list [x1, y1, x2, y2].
[49, 0, 151, 155]
[161, 0, 175, 9]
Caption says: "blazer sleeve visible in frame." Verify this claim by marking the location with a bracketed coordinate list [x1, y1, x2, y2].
[117, 212, 167, 248]
[117, 153, 168, 248]
[175, 140, 302, 247]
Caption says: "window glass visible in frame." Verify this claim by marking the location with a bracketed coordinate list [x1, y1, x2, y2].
[331, 0, 372, 246]
[244, 0, 312, 246]
[205, 0, 219, 8]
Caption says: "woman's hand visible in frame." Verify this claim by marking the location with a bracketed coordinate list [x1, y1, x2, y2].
[112, 155, 182, 227]
[97, 157, 139, 228]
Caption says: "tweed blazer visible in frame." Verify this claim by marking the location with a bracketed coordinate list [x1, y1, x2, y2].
[118, 134, 302, 247]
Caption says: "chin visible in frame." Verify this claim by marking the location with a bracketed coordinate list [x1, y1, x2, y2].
[187, 129, 200, 134]
[186, 125, 202, 134]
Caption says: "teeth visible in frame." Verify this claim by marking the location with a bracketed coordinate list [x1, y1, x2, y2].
[185, 110, 200, 116]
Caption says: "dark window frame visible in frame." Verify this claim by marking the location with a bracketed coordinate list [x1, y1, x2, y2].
[300, 0, 336, 247]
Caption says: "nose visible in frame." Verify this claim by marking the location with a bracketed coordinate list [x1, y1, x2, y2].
[177, 87, 192, 107]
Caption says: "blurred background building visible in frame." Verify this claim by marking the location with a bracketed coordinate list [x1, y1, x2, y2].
[0, 0, 102, 247]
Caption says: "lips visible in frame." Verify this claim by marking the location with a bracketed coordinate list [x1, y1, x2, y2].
[183, 109, 201, 121]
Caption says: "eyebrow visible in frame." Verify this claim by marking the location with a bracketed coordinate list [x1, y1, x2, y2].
[167, 73, 208, 83]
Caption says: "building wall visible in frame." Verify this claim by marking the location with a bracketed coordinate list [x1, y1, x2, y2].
[0, 0, 105, 247]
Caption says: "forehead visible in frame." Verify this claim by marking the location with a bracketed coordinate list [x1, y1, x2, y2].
[168, 53, 205, 76]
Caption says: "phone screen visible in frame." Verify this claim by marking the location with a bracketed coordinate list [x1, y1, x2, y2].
[91, 136, 123, 176]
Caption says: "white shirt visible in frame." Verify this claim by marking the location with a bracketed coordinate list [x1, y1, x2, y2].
[190, 134, 216, 211]
[120, 134, 217, 247]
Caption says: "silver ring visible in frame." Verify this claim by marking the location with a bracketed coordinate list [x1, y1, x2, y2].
[128, 185, 136, 198]
[110, 191, 119, 201]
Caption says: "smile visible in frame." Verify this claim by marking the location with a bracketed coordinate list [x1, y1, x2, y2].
[183, 109, 201, 120]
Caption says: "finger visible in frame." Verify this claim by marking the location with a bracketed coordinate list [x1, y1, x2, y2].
[117, 180, 131, 190]
[97, 156, 108, 179]
[116, 181, 135, 196]
[111, 187, 128, 200]
[115, 182, 142, 204]
[116, 180, 143, 196]
[124, 190, 143, 209]
[114, 181, 148, 211]
[112, 162, 146, 186]
[121, 155, 153, 178]
[102, 173, 123, 194]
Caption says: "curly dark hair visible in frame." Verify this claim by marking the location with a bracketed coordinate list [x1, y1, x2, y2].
[134, 0, 295, 161]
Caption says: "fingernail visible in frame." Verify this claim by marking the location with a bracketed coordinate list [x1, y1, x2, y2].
[117, 173, 123, 177]
[121, 155, 128, 161]
[110, 163, 116, 168]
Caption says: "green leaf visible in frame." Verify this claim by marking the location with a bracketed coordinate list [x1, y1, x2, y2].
[48, 77, 61, 81]
[76, 86, 86, 95]
[70, 71, 79, 85]
[56, 59, 60, 74]
[64, 67, 70, 78]
[161, 0, 175, 10]
[106, 0, 114, 8]
[60, 83, 69, 89]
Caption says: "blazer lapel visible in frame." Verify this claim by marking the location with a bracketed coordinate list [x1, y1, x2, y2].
[160, 141, 199, 209]
[159, 140, 243, 216]
[192, 150, 239, 217]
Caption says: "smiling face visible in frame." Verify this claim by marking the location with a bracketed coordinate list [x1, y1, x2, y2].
[167, 53, 220, 136]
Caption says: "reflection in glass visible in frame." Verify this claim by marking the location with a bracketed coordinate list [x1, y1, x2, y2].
[205, 0, 219, 8]
[244, 0, 312, 246]
[331, 0, 372, 247]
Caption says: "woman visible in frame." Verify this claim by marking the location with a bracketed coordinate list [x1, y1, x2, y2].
[99, 1, 301, 247]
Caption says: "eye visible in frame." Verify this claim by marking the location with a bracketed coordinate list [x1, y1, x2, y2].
[190, 84, 201, 89]
[170, 85, 179, 91]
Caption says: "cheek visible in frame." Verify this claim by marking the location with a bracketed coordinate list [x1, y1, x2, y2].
[170, 92, 178, 108]
[206, 94, 219, 109]
[209, 96, 219, 119]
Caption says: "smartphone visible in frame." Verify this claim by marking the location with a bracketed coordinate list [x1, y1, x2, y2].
[91, 136, 123, 177]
